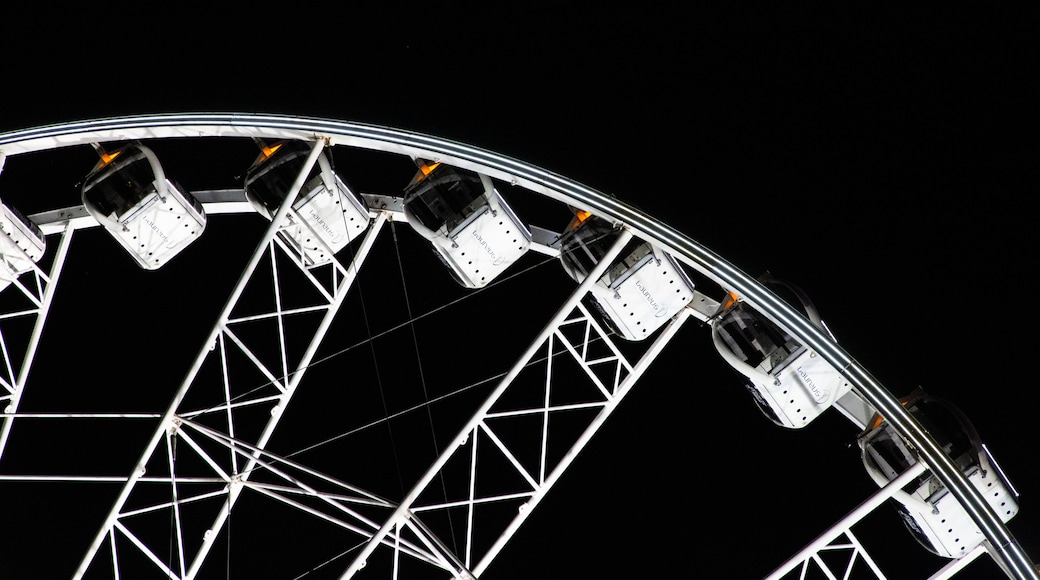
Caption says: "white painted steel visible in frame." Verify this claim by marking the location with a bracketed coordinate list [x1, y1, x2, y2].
[72, 140, 340, 578]
[471, 307, 692, 577]
[768, 462, 929, 580]
[0, 114, 1035, 579]
[338, 229, 631, 578]
[0, 224, 75, 458]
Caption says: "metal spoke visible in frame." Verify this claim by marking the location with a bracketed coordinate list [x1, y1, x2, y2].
[0, 114, 1033, 580]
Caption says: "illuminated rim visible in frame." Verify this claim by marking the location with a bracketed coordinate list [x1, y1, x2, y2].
[0, 112, 1033, 578]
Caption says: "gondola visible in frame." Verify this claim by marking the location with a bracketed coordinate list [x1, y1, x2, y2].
[244, 140, 371, 267]
[81, 142, 206, 270]
[402, 160, 531, 288]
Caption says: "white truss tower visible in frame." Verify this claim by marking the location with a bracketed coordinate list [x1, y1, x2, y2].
[70, 140, 391, 577]
[338, 229, 692, 578]
[0, 218, 75, 459]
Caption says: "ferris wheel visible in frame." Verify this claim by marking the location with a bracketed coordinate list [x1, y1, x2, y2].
[0, 114, 1035, 579]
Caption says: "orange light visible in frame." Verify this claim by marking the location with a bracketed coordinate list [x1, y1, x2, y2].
[99, 150, 122, 166]
[571, 210, 592, 228]
[261, 143, 284, 159]
[420, 162, 441, 176]
[411, 162, 442, 185]
[721, 292, 740, 310]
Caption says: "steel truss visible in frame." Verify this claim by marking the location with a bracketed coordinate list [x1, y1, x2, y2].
[71, 223, 694, 579]
[338, 229, 693, 578]
[72, 141, 394, 578]
[0, 114, 1035, 579]
[768, 461, 995, 580]
[769, 463, 931, 580]
[0, 223, 75, 459]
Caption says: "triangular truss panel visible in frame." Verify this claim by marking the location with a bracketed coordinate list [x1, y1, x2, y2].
[766, 462, 993, 580]
[0, 116, 1035, 580]
[72, 172, 391, 578]
[336, 230, 694, 579]
[0, 225, 74, 460]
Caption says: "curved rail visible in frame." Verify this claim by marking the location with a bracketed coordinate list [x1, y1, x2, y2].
[1, 113, 1035, 579]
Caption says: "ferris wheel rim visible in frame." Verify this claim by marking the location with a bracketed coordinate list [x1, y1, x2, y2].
[0, 112, 1034, 579]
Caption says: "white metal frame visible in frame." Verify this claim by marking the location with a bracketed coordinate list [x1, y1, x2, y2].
[0, 114, 1035, 579]
[0, 222, 75, 458]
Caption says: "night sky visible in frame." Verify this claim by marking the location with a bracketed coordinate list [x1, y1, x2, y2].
[2, 6, 1037, 579]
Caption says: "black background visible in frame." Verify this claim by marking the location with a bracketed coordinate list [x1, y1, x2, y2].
[1, 5, 1037, 579]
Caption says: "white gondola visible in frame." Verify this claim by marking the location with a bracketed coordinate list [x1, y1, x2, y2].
[0, 202, 46, 292]
[244, 141, 370, 267]
[81, 142, 206, 270]
[858, 389, 1019, 559]
[402, 160, 531, 288]
[711, 276, 851, 428]
[559, 213, 695, 341]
